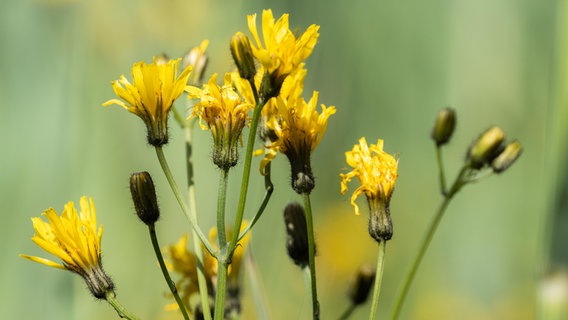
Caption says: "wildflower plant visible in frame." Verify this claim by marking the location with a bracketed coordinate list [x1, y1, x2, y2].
[20, 8, 523, 320]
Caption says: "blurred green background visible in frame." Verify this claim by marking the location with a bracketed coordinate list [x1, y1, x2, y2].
[2, 0, 565, 319]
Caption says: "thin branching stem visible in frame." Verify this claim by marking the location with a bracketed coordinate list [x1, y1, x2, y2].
[105, 291, 140, 320]
[303, 192, 320, 320]
[148, 224, 191, 320]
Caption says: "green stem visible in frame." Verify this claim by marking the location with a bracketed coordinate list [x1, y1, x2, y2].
[435, 146, 447, 195]
[184, 120, 213, 320]
[227, 98, 267, 255]
[105, 291, 140, 320]
[214, 168, 230, 320]
[214, 260, 229, 320]
[389, 166, 468, 320]
[338, 304, 356, 320]
[368, 240, 387, 320]
[303, 193, 320, 320]
[238, 162, 274, 242]
[148, 224, 190, 320]
[154, 146, 215, 255]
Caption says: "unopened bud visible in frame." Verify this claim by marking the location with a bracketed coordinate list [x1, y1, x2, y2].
[155, 53, 170, 65]
[284, 202, 311, 268]
[230, 32, 256, 82]
[431, 108, 456, 146]
[349, 264, 376, 305]
[183, 40, 209, 84]
[130, 171, 160, 225]
[467, 126, 505, 169]
[492, 140, 522, 173]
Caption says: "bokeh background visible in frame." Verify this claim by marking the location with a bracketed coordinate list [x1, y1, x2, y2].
[1, 0, 566, 319]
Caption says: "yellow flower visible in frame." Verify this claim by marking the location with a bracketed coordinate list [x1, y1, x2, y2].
[20, 197, 114, 299]
[340, 138, 398, 242]
[163, 234, 200, 312]
[340, 138, 398, 216]
[186, 73, 254, 168]
[164, 223, 250, 313]
[103, 57, 192, 146]
[262, 68, 336, 193]
[247, 9, 320, 97]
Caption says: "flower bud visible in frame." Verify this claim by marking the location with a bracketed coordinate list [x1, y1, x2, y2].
[230, 32, 256, 82]
[183, 40, 209, 84]
[283, 202, 311, 268]
[431, 108, 456, 146]
[467, 126, 505, 169]
[155, 53, 170, 65]
[130, 171, 160, 225]
[349, 264, 376, 305]
[491, 140, 522, 173]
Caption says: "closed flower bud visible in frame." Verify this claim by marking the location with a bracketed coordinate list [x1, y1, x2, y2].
[230, 32, 256, 82]
[130, 171, 160, 225]
[467, 126, 505, 169]
[349, 264, 376, 305]
[183, 40, 209, 84]
[492, 140, 522, 173]
[431, 108, 456, 146]
[284, 202, 311, 268]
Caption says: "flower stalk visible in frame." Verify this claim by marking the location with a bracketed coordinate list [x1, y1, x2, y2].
[303, 193, 320, 320]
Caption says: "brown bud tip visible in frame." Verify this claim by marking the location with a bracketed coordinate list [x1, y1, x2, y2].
[130, 171, 160, 225]
[431, 108, 456, 146]
[467, 126, 505, 169]
[284, 202, 311, 268]
[349, 264, 376, 305]
[230, 32, 256, 81]
[491, 140, 522, 173]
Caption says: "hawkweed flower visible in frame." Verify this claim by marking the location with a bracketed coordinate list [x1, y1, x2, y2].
[165, 224, 250, 316]
[103, 57, 192, 146]
[247, 9, 320, 99]
[187, 73, 254, 169]
[340, 138, 398, 242]
[164, 234, 202, 313]
[183, 39, 209, 84]
[20, 197, 114, 299]
[261, 69, 336, 194]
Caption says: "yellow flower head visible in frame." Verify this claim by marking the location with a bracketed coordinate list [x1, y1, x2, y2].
[262, 68, 336, 193]
[187, 73, 254, 169]
[103, 57, 192, 146]
[247, 9, 320, 98]
[340, 138, 398, 216]
[20, 197, 114, 299]
[163, 234, 200, 312]
[164, 223, 250, 313]
[203, 223, 251, 287]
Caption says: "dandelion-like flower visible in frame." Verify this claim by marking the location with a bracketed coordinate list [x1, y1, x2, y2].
[163, 234, 201, 312]
[103, 57, 192, 146]
[187, 73, 254, 169]
[340, 138, 398, 242]
[165, 224, 250, 315]
[262, 68, 336, 194]
[247, 9, 320, 98]
[20, 197, 114, 299]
